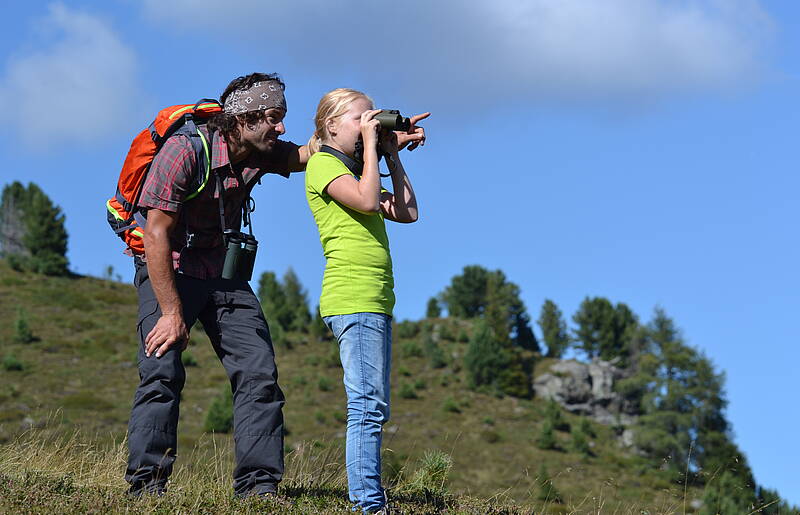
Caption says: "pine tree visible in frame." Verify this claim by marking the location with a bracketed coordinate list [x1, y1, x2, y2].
[423, 331, 447, 369]
[425, 297, 441, 318]
[538, 299, 570, 358]
[463, 320, 508, 391]
[309, 305, 332, 342]
[257, 270, 288, 345]
[699, 471, 752, 515]
[0, 182, 27, 256]
[572, 297, 637, 361]
[536, 419, 557, 450]
[204, 385, 234, 433]
[441, 265, 490, 318]
[633, 308, 756, 498]
[282, 267, 311, 333]
[0, 182, 69, 275]
[536, 464, 562, 503]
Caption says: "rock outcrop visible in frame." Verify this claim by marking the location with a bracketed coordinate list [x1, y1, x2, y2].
[533, 358, 638, 427]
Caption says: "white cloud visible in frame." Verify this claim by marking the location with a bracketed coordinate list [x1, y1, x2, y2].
[141, 0, 773, 109]
[0, 3, 142, 145]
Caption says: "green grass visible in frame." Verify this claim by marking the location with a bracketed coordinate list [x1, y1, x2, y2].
[0, 260, 713, 511]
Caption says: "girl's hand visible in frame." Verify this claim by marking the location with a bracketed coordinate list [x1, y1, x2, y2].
[398, 112, 430, 151]
[360, 109, 382, 147]
[380, 128, 399, 156]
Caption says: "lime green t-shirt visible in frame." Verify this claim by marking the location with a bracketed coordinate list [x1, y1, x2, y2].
[305, 151, 395, 317]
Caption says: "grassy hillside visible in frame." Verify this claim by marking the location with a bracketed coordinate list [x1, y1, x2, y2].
[0, 260, 726, 512]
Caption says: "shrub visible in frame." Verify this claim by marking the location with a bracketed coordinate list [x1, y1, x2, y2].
[291, 375, 308, 387]
[323, 343, 341, 368]
[397, 365, 412, 377]
[14, 309, 35, 344]
[399, 383, 418, 399]
[536, 419, 557, 450]
[181, 351, 198, 367]
[578, 417, 596, 438]
[332, 410, 347, 424]
[2, 354, 24, 372]
[314, 410, 326, 424]
[396, 320, 420, 339]
[413, 378, 427, 390]
[317, 376, 333, 392]
[204, 385, 234, 433]
[481, 430, 501, 444]
[571, 427, 592, 456]
[423, 333, 448, 369]
[482, 416, 495, 426]
[545, 399, 570, 432]
[401, 341, 423, 358]
[442, 397, 461, 413]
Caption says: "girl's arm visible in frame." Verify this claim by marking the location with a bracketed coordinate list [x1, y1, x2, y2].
[380, 151, 418, 223]
[379, 130, 418, 223]
[326, 110, 383, 213]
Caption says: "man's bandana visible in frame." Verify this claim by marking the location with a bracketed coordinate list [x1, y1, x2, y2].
[223, 80, 286, 114]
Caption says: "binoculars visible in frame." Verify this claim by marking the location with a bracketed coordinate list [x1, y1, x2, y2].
[353, 109, 411, 167]
[222, 229, 258, 281]
[374, 110, 411, 132]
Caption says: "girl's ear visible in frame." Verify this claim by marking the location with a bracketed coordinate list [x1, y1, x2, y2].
[326, 118, 337, 137]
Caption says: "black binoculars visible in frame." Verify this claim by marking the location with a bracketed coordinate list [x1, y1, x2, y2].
[374, 110, 411, 132]
[222, 229, 258, 281]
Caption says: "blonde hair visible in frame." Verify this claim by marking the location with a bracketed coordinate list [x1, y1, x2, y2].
[307, 88, 374, 155]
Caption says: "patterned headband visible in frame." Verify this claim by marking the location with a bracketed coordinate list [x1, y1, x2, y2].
[223, 80, 286, 114]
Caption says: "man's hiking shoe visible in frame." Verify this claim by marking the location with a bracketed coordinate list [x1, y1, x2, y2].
[126, 481, 166, 497]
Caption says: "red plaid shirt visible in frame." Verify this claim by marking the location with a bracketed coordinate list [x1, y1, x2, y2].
[136, 126, 297, 279]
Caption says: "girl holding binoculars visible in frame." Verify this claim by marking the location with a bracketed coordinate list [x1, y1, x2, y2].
[305, 88, 427, 514]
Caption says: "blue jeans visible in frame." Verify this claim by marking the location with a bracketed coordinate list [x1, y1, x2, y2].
[324, 313, 392, 513]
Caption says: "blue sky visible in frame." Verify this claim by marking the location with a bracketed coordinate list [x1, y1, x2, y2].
[1, 0, 797, 503]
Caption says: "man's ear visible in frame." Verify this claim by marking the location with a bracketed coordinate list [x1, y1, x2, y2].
[235, 115, 250, 133]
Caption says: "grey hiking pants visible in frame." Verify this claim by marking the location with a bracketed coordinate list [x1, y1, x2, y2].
[125, 262, 285, 495]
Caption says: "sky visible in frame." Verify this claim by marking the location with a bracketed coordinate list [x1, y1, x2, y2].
[0, 0, 797, 503]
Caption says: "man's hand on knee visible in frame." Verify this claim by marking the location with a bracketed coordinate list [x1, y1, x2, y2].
[145, 314, 189, 358]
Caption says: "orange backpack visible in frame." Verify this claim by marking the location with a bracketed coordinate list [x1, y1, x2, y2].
[106, 99, 222, 254]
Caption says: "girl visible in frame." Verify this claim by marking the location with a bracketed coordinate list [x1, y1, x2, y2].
[305, 88, 426, 513]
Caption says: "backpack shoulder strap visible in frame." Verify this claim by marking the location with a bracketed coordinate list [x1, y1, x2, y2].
[170, 115, 212, 202]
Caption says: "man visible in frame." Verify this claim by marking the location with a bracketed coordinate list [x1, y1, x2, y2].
[124, 72, 426, 497]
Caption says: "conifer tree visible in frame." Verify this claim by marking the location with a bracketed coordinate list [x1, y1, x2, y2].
[309, 305, 332, 342]
[425, 297, 441, 318]
[538, 299, 570, 358]
[463, 320, 508, 391]
[699, 471, 752, 515]
[536, 419, 557, 451]
[441, 265, 490, 318]
[204, 385, 234, 433]
[633, 308, 756, 497]
[572, 297, 637, 361]
[282, 267, 311, 333]
[257, 271, 287, 329]
[0, 181, 69, 275]
[536, 464, 562, 503]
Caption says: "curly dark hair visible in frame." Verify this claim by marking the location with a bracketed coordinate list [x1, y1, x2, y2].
[207, 72, 286, 144]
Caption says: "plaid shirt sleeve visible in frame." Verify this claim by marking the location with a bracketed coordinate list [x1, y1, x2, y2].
[138, 135, 197, 213]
